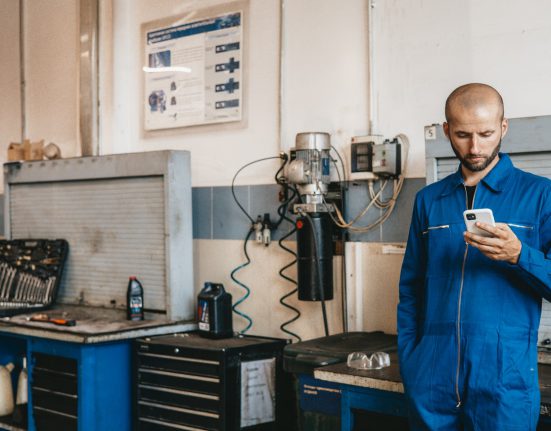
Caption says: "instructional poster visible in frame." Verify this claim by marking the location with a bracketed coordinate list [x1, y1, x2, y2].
[144, 11, 243, 130]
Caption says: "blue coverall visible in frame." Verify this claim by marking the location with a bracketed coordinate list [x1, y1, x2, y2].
[398, 153, 551, 430]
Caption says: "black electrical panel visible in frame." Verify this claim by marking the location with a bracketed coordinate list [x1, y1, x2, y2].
[351, 141, 374, 173]
[134, 332, 290, 431]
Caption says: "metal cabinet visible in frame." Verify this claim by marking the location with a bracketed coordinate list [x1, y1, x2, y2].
[134, 332, 290, 431]
[0, 333, 132, 431]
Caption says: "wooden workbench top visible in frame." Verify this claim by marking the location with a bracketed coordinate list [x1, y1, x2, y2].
[0, 304, 196, 344]
[314, 352, 405, 393]
[314, 353, 551, 401]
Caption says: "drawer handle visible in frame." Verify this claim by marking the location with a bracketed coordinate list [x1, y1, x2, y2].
[33, 366, 77, 378]
[138, 352, 219, 366]
[33, 386, 78, 399]
[139, 417, 205, 431]
[139, 368, 219, 383]
[139, 384, 219, 400]
[34, 405, 77, 419]
[139, 400, 219, 419]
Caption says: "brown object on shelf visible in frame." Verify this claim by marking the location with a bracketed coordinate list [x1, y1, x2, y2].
[22, 139, 31, 160]
[28, 140, 44, 160]
[43, 142, 61, 160]
[7, 143, 24, 161]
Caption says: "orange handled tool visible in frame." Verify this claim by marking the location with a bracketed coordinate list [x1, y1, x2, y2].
[29, 313, 76, 326]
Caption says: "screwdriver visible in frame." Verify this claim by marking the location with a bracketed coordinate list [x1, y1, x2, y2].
[28, 313, 76, 326]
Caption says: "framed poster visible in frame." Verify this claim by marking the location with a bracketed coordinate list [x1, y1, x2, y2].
[143, 3, 246, 131]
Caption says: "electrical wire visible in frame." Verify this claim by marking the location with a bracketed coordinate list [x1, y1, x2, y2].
[231, 155, 283, 223]
[230, 229, 254, 334]
[341, 248, 348, 333]
[298, 210, 330, 337]
[328, 156, 348, 332]
[321, 179, 387, 231]
[322, 133, 411, 233]
[331, 145, 347, 184]
[273, 155, 291, 230]
[277, 187, 302, 342]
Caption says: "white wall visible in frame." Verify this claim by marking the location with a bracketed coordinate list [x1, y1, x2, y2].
[373, 0, 551, 178]
[102, 0, 282, 187]
[102, 0, 370, 187]
[280, 0, 369, 155]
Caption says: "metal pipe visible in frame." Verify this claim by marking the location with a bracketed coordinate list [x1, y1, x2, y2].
[278, 0, 285, 151]
[19, 0, 26, 141]
[79, 0, 100, 156]
[367, 0, 376, 135]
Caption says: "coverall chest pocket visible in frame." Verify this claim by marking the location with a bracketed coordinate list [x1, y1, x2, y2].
[423, 224, 451, 277]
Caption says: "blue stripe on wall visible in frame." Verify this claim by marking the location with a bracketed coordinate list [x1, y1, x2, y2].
[192, 178, 426, 242]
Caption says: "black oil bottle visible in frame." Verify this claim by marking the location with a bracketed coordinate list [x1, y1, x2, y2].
[127, 276, 144, 320]
[197, 282, 232, 338]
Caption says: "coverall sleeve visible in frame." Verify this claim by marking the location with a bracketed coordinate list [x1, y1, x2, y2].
[397, 194, 426, 363]
[513, 187, 551, 301]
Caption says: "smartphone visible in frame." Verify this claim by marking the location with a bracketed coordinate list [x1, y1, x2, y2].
[463, 208, 496, 237]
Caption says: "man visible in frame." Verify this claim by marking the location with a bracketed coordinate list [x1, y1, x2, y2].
[398, 83, 551, 430]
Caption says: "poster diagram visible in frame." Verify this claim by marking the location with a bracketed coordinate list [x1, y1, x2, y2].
[144, 11, 243, 130]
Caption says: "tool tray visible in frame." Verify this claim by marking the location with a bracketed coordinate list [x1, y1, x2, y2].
[0, 239, 69, 317]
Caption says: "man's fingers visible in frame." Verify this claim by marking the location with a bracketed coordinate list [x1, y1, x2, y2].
[471, 243, 500, 255]
[474, 222, 504, 237]
[464, 232, 501, 246]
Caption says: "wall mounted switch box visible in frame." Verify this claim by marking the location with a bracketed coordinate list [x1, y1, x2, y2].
[372, 139, 401, 178]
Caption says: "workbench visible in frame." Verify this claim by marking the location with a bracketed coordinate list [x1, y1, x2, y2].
[314, 352, 551, 431]
[0, 305, 195, 431]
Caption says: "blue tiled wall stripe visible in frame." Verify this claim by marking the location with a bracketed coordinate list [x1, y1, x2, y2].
[0, 178, 424, 243]
[192, 178, 426, 242]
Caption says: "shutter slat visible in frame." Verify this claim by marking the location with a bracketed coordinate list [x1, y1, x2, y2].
[10, 177, 167, 310]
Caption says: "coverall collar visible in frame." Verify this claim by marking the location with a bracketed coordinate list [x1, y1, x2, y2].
[440, 152, 513, 197]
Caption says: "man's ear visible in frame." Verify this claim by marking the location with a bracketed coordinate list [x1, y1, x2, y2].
[501, 118, 509, 138]
[443, 122, 450, 139]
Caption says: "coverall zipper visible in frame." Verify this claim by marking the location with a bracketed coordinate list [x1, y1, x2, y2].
[455, 185, 476, 407]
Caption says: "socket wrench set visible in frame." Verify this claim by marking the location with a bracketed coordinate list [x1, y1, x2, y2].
[0, 239, 68, 317]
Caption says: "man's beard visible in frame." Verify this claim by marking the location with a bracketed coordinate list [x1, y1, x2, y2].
[451, 139, 501, 172]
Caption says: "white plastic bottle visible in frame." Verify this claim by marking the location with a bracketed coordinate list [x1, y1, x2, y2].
[0, 362, 14, 416]
[12, 357, 27, 424]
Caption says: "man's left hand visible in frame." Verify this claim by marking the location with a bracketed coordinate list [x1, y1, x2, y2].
[463, 222, 522, 264]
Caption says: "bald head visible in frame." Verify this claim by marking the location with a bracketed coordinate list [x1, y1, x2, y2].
[445, 83, 504, 123]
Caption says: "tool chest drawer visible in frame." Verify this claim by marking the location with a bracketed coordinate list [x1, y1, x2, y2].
[138, 350, 221, 376]
[31, 352, 78, 431]
[134, 332, 289, 431]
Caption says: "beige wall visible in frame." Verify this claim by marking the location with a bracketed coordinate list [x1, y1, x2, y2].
[194, 239, 345, 340]
[0, 0, 22, 170]
[0, 0, 80, 193]
[24, 0, 80, 160]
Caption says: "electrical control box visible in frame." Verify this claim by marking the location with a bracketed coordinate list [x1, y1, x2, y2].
[372, 139, 401, 178]
[349, 135, 383, 181]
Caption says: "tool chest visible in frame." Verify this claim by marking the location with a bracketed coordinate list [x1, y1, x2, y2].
[134, 332, 290, 431]
[0, 239, 68, 317]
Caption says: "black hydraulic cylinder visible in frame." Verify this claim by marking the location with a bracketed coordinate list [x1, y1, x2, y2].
[296, 212, 333, 301]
